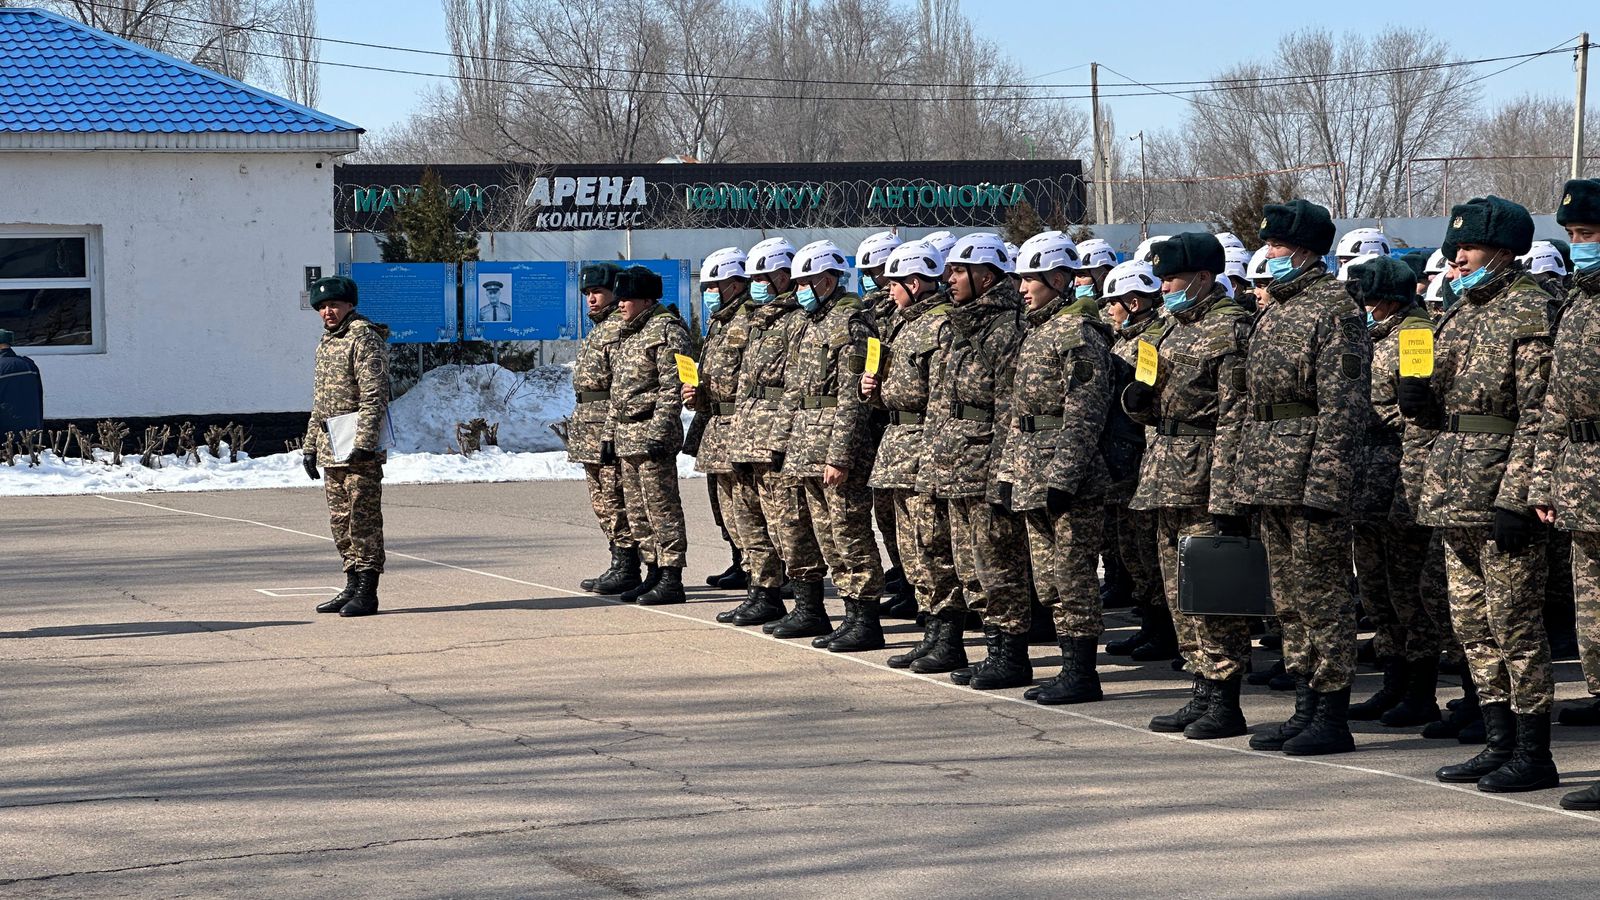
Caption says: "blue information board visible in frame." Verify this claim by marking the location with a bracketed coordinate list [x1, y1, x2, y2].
[465, 261, 578, 341]
[340, 262, 457, 344]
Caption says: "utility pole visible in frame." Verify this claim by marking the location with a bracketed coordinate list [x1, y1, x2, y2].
[1131, 131, 1148, 240]
[1575, 33, 1590, 179]
[1091, 62, 1106, 224]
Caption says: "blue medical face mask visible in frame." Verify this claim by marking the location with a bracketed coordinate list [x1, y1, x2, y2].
[702, 289, 722, 317]
[1163, 284, 1201, 314]
[1074, 284, 1097, 301]
[1572, 242, 1600, 272]
[1450, 265, 1491, 295]
[860, 274, 877, 294]
[1266, 254, 1298, 282]
[796, 285, 820, 312]
[1366, 310, 1377, 327]
[750, 281, 773, 305]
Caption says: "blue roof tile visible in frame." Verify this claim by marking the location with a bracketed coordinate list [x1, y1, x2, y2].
[0, 8, 357, 135]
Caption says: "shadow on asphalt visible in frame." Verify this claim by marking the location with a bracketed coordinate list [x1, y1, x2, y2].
[0, 620, 310, 640]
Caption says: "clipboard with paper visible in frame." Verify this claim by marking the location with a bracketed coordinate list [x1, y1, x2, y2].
[323, 411, 395, 463]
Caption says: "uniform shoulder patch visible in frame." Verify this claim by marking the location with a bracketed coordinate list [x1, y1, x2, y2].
[1341, 352, 1363, 381]
[1340, 316, 1366, 345]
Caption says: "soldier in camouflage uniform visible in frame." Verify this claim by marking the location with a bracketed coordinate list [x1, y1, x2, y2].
[1399, 195, 1559, 793]
[857, 231, 915, 619]
[610, 266, 693, 606]
[1344, 256, 1449, 728]
[1123, 235, 1255, 739]
[568, 263, 641, 596]
[921, 233, 1032, 690]
[1222, 200, 1371, 757]
[998, 231, 1114, 705]
[1099, 259, 1176, 661]
[864, 240, 965, 673]
[775, 240, 884, 652]
[1531, 178, 1600, 809]
[303, 276, 391, 618]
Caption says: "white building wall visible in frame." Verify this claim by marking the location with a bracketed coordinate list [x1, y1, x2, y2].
[0, 151, 336, 418]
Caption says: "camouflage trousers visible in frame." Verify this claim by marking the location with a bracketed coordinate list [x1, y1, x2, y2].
[890, 489, 960, 616]
[874, 489, 901, 569]
[1352, 521, 1449, 663]
[1258, 507, 1358, 692]
[1440, 526, 1552, 714]
[1157, 507, 1252, 681]
[949, 497, 1031, 635]
[799, 475, 884, 602]
[1571, 531, 1600, 695]
[761, 465, 825, 586]
[583, 462, 633, 549]
[325, 460, 385, 573]
[1110, 503, 1164, 612]
[619, 453, 687, 569]
[725, 465, 784, 589]
[1023, 496, 1105, 638]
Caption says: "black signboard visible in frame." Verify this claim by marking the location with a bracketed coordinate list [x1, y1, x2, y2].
[335, 159, 1085, 233]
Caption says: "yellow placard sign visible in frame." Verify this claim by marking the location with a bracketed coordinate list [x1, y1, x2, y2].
[1135, 340, 1160, 386]
[674, 353, 700, 386]
[1397, 329, 1434, 378]
[865, 338, 882, 375]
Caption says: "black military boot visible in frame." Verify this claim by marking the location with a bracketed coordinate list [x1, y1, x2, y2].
[636, 566, 686, 606]
[1282, 687, 1356, 756]
[731, 586, 785, 626]
[582, 543, 611, 592]
[1436, 703, 1516, 783]
[1424, 678, 1483, 740]
[1478, 713, 1560, 793]
[1034, 637, 1103, 705]
[1249, 677, 1317, 751]
[1247, 658, 1285, 686]
[716, 586, 759, 624]
[593, 547, 643, 596]
[1561, 781, 1600, 810]
[1105, 613, 1153, 657]
[317, 570, 359, 613]
[1129, 606, 1179, 661]
[714, 549, 748, 590]
[889, 616, 943, 669]
[911, 610, 968, 674]
[1024, 590, 1057, 644]
[1380, 656, 1441, 727]
[769, 581, 832, 639]
[878, 572, 919, 620]
[1184, 675, 1248, 740]
[1349, 657, 1405, 721]
[1558, 697, 1600, 727]
[706, 548, 742, 587]
[882, 565, 905, 594]
[618, 563, 658, 603]
[1150, 676, 1212, 733]
[338, 570, 380, 617]
[968, 627, 1033, 690]
[827, 599, 886, 653]
[812, 597, 860, 647]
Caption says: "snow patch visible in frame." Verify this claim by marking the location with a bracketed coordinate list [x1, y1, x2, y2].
[388, 363, 574, 453]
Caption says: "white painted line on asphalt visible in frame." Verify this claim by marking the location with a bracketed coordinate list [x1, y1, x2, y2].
[95, 493, 1600, 825]
[254, 587, 341, 597]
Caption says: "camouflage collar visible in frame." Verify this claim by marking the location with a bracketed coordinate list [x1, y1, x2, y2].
[322, 311, 367, 337]
[1119, 309, 1160, 336]
[1368, 300, 1427, 340]
[1173, 283, 1231, 324]
[618, 301, 667, 334]
[1574, 268, 1600, 298]
[711, 288, 749, 323]
[587, 304, 616, 325]
[1265, 262, 1331, 305]
[897, 291, 947, 323]
[1456, 263, 1525, 306]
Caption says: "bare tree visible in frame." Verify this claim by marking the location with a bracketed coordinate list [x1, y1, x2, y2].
[45, 0, 285, 85]
[273, 0, 319, 107]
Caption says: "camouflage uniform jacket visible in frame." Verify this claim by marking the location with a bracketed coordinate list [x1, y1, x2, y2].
[689, 288, 753, 474]
[1125, 287, 1251, 515]
[1405, 267, 1553, 527]
[1355, 301, 1433, 523]
[305, 313, 391, 467]
[567, 305, 626, 465]
[731, 292, 808, 465]
[1106, 312, 1167, 504]
[996, 295, 1114, 511]
[1529, 269, 1600, 531]
[610, 303, 691, 459]
[784, 289, 878, 477]
[1223, 264, 1371, 512]
[867, 292, 952, 491]
[919, 280, 1026, 501]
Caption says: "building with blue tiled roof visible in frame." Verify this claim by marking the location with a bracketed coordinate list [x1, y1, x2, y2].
[0, 7, 362, 429]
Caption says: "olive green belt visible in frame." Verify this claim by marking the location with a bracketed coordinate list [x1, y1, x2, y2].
[748, 386, 784, 400]
[954, 403, 993, 423]
[1017, 414, 1063, 433]
[1447, 413, 1515, 435]
[800, 395, 838, 409]
[710, 402, 737, 416]
[887, 410, 925, 425]
[576, 390, 610, 403]
[1571, 419, 1600, 443]
[1157, 420, 1214, 437]
[1252, 401, 1316, 422]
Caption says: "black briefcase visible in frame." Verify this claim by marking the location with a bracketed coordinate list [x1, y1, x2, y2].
[1178, 535, 1274, 617]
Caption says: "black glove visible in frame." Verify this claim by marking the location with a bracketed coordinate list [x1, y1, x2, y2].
[1396, 377, 1434, 419]
[1123, 380, 1155, 413]
[1301, 505, 1337, 524]
[771, 450, 786, 472]
[599, 441, 617, 465]
[349, 447, 378, 464]
[302, 454, 320, 481]
[1211, 513, 1248, 537]
[991, 481, 1013, 514]
[645, 440, 667, 459]
[1046, 487, 1071, 516]
[1492, 507, 1534, 556]
[732, 461, 753, 476]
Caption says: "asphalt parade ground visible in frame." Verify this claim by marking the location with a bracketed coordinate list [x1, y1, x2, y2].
[5, 479, 1600, 897]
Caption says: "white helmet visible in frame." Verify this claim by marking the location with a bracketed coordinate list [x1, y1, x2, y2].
[855, 230, 902, 270]
[947, 232, 1013, 273]
[1518, 240, 1567, 276]
[885, 240, 944, 280]
[1134, 235, 1165, 263]
[1337, 251, 1382, 282]
[1077, 238, 1117, 269]
[746, 237, 796, 276]
[1004, 241, 1020, 272]
[1425, 248, 1448, 276]
[699, 246, 747, 282]
[1102, 259, 1161, 301]
[1224, 245, 1251, 282]
[1335, 227, 1391, 261]
[792, 239, 850, 277]
[921, 230, 959, 254]
[1425, 272, 1448, 305]
[1247, 245, 1272, 282]
[1014, 231, 1082, 275]
[1214, 231, 1246, 252]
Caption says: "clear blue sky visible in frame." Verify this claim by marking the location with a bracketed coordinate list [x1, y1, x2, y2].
[316, 0, 1589, 145]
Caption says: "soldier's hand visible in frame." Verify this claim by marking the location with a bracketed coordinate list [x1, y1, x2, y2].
[823, 464, 848, 487]
[302, 454, 321, 481]
[1534, 505, 1556, 526]
[1396, 377, 1434, 419]
[645, 440, 668, 459]
[1046, 487, 1071, 516]
[991, 481, 1013, 514]
[682, 384, 698, 406]
[860, 372, 879, 397]
[600, 441, 618, 465]
[1122, 380, 1155, 412]
[1492, 507, 1535, 556]
[771, 451, 786, 472]
[1211, 513, 1249, 537]
[349, 447, 377, 464]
